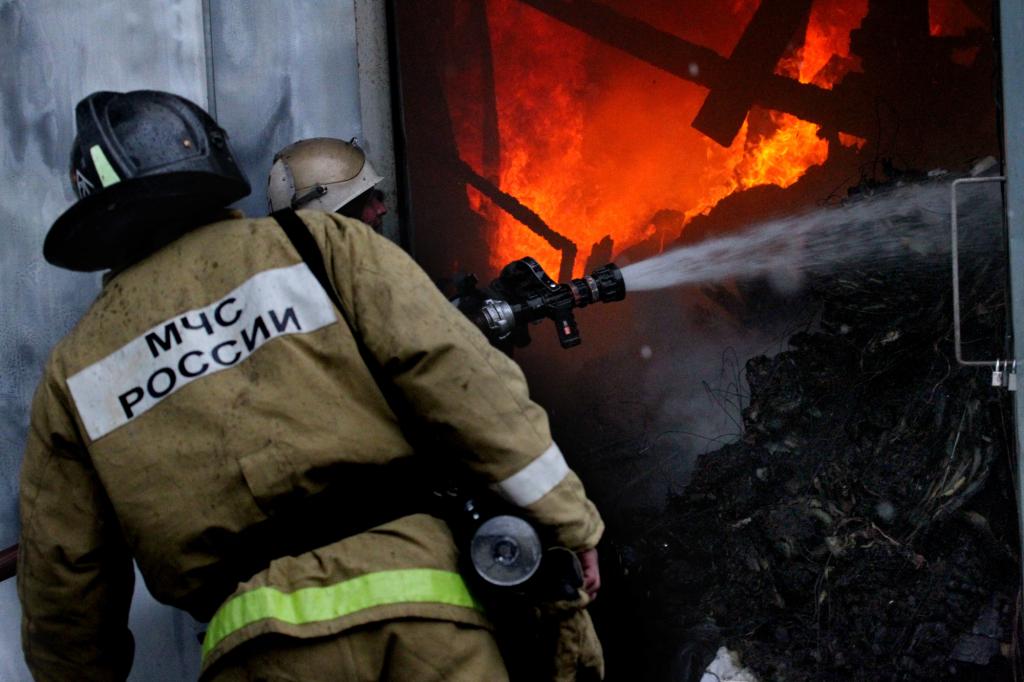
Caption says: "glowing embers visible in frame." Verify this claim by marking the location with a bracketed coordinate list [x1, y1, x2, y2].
[672, 111, 829, 232]
[735, 114, 829, 191]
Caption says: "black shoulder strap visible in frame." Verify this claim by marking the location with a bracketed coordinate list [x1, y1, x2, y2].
[271, 208, 353, 331]
[271, 209, 403, 416]
[271, 208, 449, 446]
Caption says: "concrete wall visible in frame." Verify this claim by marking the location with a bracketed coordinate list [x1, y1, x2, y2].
[0, 1, 392, 679]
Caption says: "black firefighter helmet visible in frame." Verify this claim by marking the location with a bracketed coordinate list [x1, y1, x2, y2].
[45, 90, 251, 271]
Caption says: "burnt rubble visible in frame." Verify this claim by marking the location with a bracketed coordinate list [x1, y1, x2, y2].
[610, 228, 1021, 680]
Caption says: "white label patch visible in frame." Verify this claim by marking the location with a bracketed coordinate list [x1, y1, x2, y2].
[68, 264, 338, 441]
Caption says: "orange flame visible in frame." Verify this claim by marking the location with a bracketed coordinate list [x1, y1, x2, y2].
[777, 0, 867, 88]
[450, 0, 876, 278]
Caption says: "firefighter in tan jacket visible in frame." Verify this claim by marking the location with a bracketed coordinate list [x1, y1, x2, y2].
[19, 90, 604, 681]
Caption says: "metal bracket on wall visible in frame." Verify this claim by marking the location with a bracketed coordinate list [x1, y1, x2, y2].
[950, 175, 1014, 390]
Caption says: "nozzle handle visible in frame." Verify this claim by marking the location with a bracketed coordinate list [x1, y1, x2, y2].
[553, 310, 581, 348]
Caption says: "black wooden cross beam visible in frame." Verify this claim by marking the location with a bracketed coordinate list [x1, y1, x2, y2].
[691, 0, 813, 146]
[518, 0, 873, 145]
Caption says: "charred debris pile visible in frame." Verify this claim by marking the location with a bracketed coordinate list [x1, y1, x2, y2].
[616, 194, 1021, 681]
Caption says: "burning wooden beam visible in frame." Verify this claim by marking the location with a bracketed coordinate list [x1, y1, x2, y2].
[455, 157, 578, 282]
[517, 0, 873, 144]
[691, 0, 813, 146]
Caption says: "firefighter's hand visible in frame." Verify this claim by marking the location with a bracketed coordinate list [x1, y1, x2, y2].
[578, 548, 601, 600]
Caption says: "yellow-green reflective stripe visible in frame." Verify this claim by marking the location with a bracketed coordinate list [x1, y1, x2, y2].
[89, 145, 121, 187]
[201, 569, 481, 660]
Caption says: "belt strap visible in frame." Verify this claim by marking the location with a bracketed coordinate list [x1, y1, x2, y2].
[185, 458, 438, 622]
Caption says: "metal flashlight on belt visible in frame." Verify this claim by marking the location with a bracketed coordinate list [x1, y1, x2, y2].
[462, 498, 544, 587]
[456, 258, 627, 349]
[456, 495, 583, 599]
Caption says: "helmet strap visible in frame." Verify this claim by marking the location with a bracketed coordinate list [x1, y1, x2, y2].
[291, 184, 328, 209]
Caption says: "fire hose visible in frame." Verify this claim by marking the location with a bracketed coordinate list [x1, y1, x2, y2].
[454, 257, 626, 349]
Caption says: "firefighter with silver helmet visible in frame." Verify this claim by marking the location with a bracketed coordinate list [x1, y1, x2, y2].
[267, 137, 389, 231]
[18, 90, 605, 681]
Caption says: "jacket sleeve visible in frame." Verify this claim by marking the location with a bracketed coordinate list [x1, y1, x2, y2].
[308, 212, 603, 552]
[18, 359, 135, 681]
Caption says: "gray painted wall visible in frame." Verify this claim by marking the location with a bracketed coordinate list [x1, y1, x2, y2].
[0, 3, 209, 678]
[0, 0, 209, 553]
[208, 0, 363, 217]
[207, 0, 398, 242]
[0, 1, 391, 679]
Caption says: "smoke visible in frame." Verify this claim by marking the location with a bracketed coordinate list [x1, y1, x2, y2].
[621, 176, 1003, 292]
[523, 269, 813, 523]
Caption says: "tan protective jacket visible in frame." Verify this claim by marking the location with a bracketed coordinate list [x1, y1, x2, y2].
[18, 211, 604, 680]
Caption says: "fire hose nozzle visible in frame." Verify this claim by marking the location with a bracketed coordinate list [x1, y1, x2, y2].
[593, 263, 626, 301]
[463, 259, 626, 349]
[568, 263, 626, 307]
